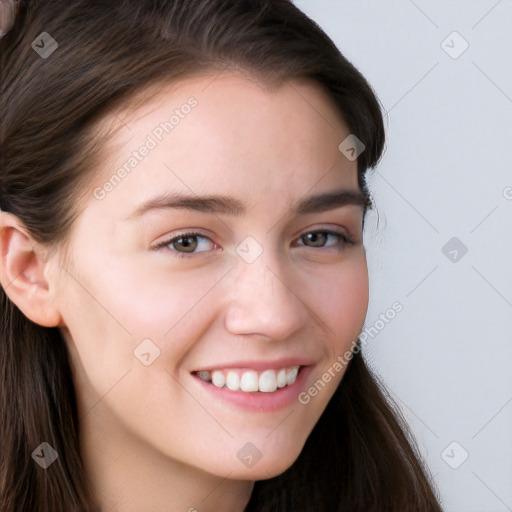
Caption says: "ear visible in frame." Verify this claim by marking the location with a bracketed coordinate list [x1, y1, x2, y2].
[0, 211, 62, 327]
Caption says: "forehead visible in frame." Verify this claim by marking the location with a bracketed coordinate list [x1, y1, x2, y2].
[87, 71, 360, 216]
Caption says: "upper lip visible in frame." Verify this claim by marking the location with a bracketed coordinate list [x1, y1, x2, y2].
[191, 357, 317, 372]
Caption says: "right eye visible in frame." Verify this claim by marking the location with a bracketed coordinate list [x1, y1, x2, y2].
[153, 232, 218, 259]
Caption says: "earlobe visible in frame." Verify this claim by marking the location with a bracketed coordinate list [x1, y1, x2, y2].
[0, 212, 62, 327]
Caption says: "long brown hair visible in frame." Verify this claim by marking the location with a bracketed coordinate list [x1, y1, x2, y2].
[0, 1, 443, 510]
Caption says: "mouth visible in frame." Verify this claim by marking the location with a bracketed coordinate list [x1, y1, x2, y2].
[190, 362, 314, 412]
[192, 366, 302, 393]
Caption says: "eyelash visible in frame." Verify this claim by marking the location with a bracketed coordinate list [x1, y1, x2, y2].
[153, 229, 354, 260]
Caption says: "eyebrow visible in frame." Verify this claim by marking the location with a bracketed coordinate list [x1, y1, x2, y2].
[126, 189, 369, 220]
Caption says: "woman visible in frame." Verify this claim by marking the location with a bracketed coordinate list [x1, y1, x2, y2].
[0, 1, 443, 511]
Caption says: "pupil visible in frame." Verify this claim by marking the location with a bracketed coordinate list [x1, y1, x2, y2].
[178, 236, 196, 252]
[306, 232, 325, 246]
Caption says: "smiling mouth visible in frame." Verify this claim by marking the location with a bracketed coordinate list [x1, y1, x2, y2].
[192, 366, 302, 393]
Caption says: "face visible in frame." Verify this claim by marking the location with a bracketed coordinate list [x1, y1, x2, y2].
[52, 72, 369, 480]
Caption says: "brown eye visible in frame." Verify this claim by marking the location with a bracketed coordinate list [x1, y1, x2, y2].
[153, 232, 217, 259]
[172, 235, 198, 253]
[302, 232, 328, 247]
[299, 230, 350, 249]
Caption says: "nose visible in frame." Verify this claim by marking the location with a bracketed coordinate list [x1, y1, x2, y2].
[224, 249, 306, 341]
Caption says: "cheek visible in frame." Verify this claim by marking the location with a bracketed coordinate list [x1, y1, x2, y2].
[293, 256, 368, 428]
[55, 267, 137, 411]
[99, 256, 228, 346]
[58, 251, 229, 378]
[307, 255, 369, 349]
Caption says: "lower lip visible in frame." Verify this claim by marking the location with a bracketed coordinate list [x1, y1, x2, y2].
[192, 366, 313, 412]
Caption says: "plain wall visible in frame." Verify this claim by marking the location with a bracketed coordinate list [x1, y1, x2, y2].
[294, 1, 512, 511]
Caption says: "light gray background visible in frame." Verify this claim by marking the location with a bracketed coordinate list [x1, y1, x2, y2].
[294, 1, 512, 511]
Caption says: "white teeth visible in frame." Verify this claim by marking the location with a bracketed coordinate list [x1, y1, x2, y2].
[240, 371, 259, 392]
[211, 370, 225, 388]
[225, 371, 240, 391]
[196, 366, 301, 393]
[259, 369, 277, 392]
[286, 367, 299, 385]
[277, 369, 287, 388]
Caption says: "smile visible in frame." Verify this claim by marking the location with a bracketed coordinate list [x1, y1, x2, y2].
[193, 366, 301, 393]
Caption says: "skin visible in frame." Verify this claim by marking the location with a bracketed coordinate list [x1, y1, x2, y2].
[0, 72, 369, 512]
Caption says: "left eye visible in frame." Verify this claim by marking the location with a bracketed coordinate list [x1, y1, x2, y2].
[297, 230, 350, 249]
[153, 229, 351, 259]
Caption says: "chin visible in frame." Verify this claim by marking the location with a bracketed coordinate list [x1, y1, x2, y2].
[236, 460, 299, 482]
[226, 442, 305, 481]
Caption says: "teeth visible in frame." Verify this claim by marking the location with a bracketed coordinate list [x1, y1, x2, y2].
[277, 369, 287, 388]
[286, 367, 299, 385]
[211, 370, 225, 388]
[196, 366, 301, 393]
[240, 371, 259, 392]
[197, 370, 210, 382]
[225, 371, 240, 391]
[259, 369, 277, 392]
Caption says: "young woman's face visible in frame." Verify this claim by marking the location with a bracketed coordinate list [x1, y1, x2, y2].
[53, 72, 369, 481]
